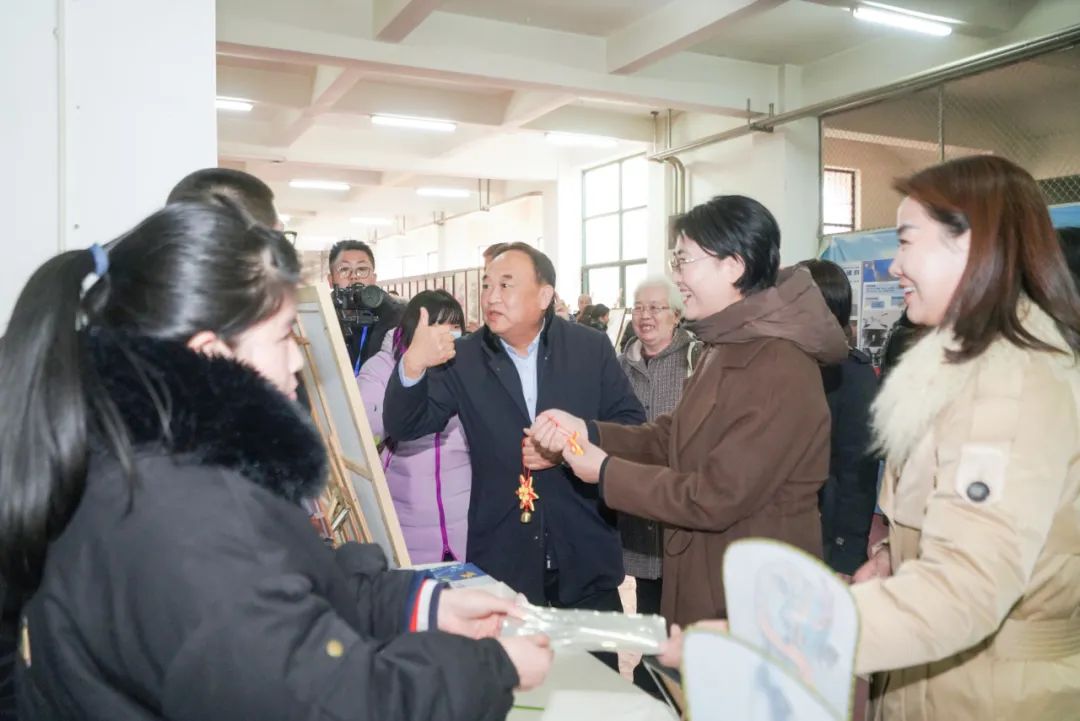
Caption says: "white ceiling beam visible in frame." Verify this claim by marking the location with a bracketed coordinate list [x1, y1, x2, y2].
[217, 63, 314, 107]
[229, 158, 385, 187]
[219, 136, 561, 183]
[823, 128, 989, 156]
[383, 92, 577, 189]
[501, 91, 578, 128]
[216, 6, 779, 117]
[373, 0, 443, 43]
[606, 0, 784, 75]
[275, 66, 366, 147]
[333, 80, 509, 126]
[522, 106, 655, 142]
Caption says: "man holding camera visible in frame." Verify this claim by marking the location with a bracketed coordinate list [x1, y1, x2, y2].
[328, 240, 404, 371]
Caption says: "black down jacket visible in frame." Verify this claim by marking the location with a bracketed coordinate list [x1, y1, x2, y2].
[15, 329, 517, 721]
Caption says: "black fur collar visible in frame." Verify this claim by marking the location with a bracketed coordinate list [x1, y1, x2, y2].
[84, 328, 327, 504]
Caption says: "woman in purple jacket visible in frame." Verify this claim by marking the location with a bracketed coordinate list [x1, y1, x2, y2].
[359, 290, 472, 564]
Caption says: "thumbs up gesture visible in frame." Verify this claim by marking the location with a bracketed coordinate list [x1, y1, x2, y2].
[402, 307, 457, 380]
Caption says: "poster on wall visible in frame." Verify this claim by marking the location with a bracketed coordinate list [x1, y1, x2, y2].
[839, 262, 862, 341]
[453, 271, 467, 314]
[859, 259, 904, 367]
[465, 270, 481, 327]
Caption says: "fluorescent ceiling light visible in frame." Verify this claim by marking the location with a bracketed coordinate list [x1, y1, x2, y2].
[417, 187, 471, 199]
[852, 6, 952, 36]
[351, 216, 394, 226]
[215, 96, 253, 112]
[371, 114, 457, 133]
[289, 179, 351, 192]
[545, 131, 618, 149]
[862, 1, 960, 24]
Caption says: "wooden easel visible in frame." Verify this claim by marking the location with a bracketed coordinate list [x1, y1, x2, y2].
[294, 284, 411, 568]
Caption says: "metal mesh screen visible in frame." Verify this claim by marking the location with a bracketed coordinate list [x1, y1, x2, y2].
[821, 45, 1080, 234]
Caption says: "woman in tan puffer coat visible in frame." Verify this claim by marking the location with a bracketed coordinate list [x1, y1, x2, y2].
[850, 155, 1080, 720]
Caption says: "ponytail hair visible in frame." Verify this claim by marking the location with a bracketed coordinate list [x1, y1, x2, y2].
[0, 199, 300, 589]
[0, 251, 123, 588]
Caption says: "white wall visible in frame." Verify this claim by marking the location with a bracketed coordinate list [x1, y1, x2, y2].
[1, 0, 217, 332]
[671, 113, 822, 266]
[556, 160, 584, 301]
[822, 138, 936, 231]
[63, 0, 217, 249]
[2, 1, 61, 334]
[374, 194, 545, 280]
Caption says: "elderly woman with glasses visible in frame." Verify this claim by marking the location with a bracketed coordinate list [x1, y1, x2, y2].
[617, 277, 701, 686]
[528, 195, 848, 631]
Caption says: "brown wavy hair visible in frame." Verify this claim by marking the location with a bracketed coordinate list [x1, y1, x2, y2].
[894, 155, 1080, 362]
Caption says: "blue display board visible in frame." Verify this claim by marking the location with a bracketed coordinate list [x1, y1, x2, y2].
[821, 202, 1080, 264]
[819, 203, 1080, 363]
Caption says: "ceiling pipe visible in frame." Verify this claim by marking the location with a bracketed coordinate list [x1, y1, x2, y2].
[647, 22, 1080, 162]
[656, 108, 687, 214]
[374, 191, 543, 243]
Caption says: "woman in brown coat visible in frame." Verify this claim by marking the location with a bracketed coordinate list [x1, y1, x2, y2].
[528, 195, 848, 628]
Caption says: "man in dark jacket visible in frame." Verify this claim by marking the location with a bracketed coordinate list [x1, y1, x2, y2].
[384, 244, 645, 641]
[328, 239, 405, 370]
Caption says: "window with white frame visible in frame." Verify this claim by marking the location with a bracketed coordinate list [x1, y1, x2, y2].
[582, 155, 648, 308]
[823, 167, 857, 235]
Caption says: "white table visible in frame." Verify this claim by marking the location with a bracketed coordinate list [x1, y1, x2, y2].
[510, 650, 632, 717]
[410, 564, 670, 720]
[509, 650, 673, 721]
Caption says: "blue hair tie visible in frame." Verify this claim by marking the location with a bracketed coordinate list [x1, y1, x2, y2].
[89, 244, 109, 277]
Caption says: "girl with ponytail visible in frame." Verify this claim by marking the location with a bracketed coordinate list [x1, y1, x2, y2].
[0, 199, 549, 720]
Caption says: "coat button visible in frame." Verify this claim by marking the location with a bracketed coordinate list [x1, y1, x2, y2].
[326, 639, 345, 658]
[966, 481, 990, 502]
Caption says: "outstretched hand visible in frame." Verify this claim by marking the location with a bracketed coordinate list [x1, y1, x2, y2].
[526, 410, 606, 482]
[527, 410, 588, 456]
[437, 588, 527, 640]
[522, 435, 561, 471]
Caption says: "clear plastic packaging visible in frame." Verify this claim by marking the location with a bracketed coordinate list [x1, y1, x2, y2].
[501, 604, 668, 654]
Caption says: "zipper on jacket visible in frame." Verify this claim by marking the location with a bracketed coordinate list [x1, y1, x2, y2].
[383, 435, 456, 561]
[433, 432, 454, 560]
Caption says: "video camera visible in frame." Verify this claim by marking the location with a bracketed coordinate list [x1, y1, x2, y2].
[330, 282, 388, 344]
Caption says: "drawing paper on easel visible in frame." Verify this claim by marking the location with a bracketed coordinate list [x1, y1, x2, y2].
[294, 284, 411, 568]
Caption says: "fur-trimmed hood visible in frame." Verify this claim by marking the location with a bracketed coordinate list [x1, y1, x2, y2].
[83, 328, 327, 503]
[872, 301, 1076, 468]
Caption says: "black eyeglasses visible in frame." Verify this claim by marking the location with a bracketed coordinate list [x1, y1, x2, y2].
[333, 266, 373, 280]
